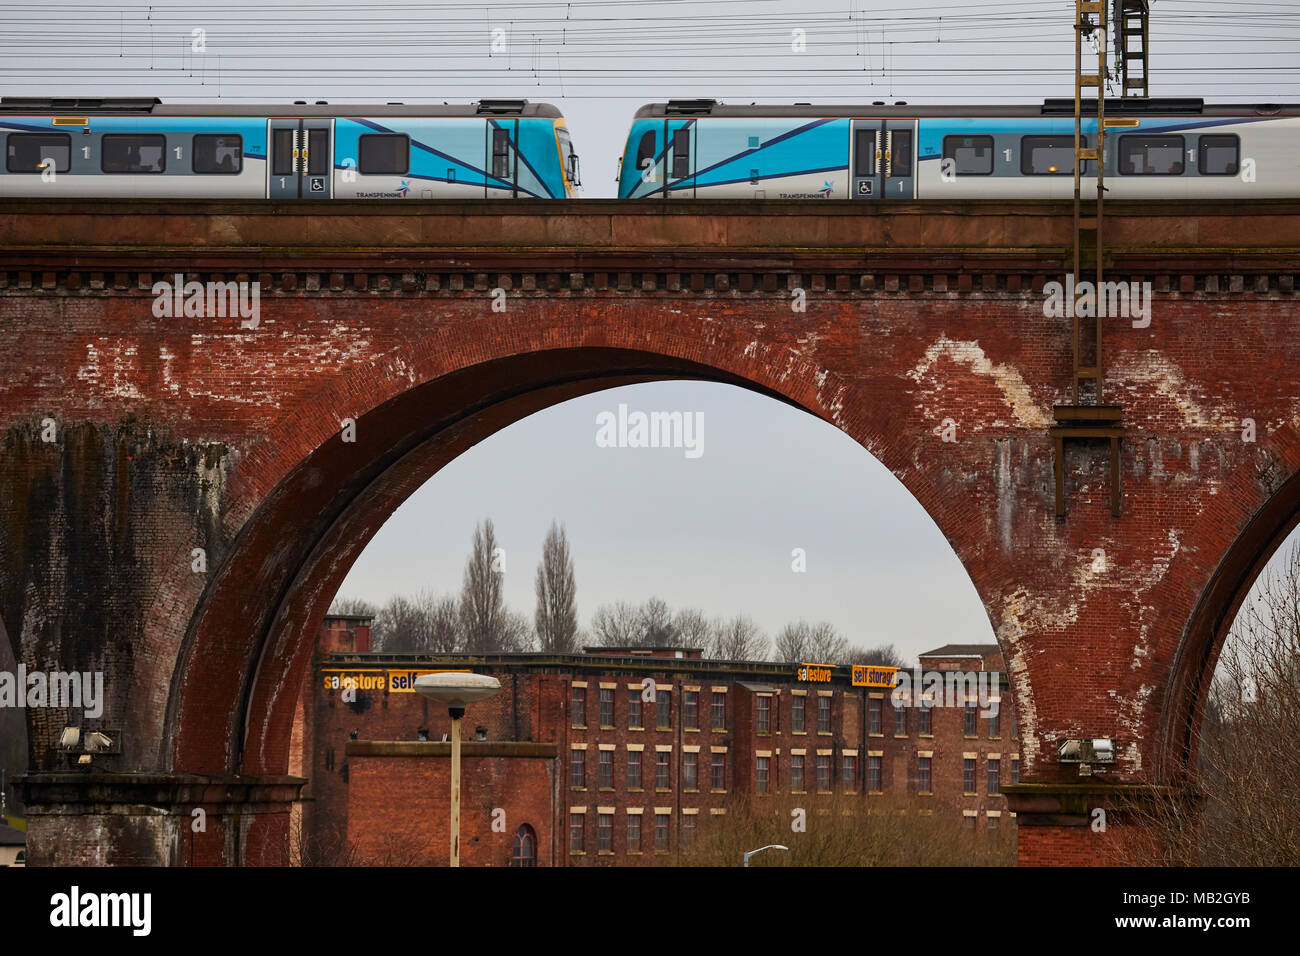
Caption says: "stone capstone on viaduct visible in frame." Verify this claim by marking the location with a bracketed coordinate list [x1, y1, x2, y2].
[1, 198, 1298, 865]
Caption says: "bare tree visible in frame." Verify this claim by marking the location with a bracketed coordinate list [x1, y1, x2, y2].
[773, 621, 850, 663]
[638, 597, 676, 647]
[372, 594, 422, 652]
[416, 590, 461, 654]
[673, 608, 713, 651]
[589, 601, 642, 648]
[328, 595, 378, 618]
[1118, 542, 1300, 866]
[708, 615, 769, 661]
[459, 519, 507, 653]
[535, 521, 579, 653]
[846, 643, 907, 668]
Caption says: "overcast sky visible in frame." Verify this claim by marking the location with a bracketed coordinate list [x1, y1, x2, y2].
[9, 1, 1297, 662]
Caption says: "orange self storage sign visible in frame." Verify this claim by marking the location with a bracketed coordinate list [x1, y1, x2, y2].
[322, 668, 469, 693]
[851, 665, 899, 688]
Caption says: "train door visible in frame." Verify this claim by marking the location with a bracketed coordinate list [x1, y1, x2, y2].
[664, 118, 694, 199]
[487, 120, 518, 198]
[850, 119, 916, 200]
[266, 118, 332, 198]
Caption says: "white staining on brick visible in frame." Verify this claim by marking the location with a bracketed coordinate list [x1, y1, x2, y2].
[908, 337, 1051, 429]
[790, 547, 807, 573]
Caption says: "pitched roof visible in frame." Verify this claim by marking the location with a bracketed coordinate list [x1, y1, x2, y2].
[919, 644, 1001, 658]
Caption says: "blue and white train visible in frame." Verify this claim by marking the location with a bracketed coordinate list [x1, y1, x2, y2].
[0, 97, 580, 199]
[616, 98, 1300, 200]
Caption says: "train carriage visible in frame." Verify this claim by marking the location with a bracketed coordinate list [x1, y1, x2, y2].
[0, 97, 580, 199]
[616, 98, 1300, 201]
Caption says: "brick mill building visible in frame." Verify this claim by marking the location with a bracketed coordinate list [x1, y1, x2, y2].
[291, 616, 1021, 865]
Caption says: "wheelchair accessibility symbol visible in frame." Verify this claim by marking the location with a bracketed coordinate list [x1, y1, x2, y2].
[310, 179, 324, 192]
[857, 181, 872, 196]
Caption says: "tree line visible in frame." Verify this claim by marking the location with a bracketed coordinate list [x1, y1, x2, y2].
[330, 518, 903, 665]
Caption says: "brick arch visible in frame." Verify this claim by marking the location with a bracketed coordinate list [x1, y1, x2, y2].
[161, 311, 1015, 788]
[1155, 423, 1300, 778]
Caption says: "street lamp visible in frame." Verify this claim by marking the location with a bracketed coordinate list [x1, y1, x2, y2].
[414, 672, 501, 867]
[743, 844, 789, 867]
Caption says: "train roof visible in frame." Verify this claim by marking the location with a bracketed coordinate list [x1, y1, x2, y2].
[0, 97, 564, 118]
[633, 98, 1300, 119]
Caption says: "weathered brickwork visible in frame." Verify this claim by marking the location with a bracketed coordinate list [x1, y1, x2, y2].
[2, 200, 1298, 865]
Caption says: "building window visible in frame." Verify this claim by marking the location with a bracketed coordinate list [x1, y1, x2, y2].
[491, 127, 511, 180]
[988, 813, 999, 831]
[597, 813, 612, 852]
[816, 754, 832, 792]
[192, 134, 243, 174]
[681, 812, 696, 846]
[712, 692, 726, 730]
[963, 758, 976, 794]
[570, 686, 586, 727]
[654, 813, 669, 850]
[757, 756, 770, 794]
[988, 706, 1000, 738]
[988, 758, 1001, 795]
[964, 702, 978, 737]
[919, 703, 933, 736]
[511, 824, 537, 866]
[842, 754, 857, 789]
[964, 813, 977, 830]
[657, 690, 670, 728]
[599, 749, 614, 789]
[1011, 757, 1020, 784]
[683, 751, 698, 790]
[712, 752, 726, 791]
[570, 749, 585, 789]
[685, 691, 699, 729]
[818, 696, 831, 733]
[599, 688, 614, 727]
[627, 814, 641, 852]
[569, 813, 584, 852]
[868, 697, 882, 735]
[867, 755, 882, 792]
[792, 696, 805, 732]
[918, 757, 932, 794]
[791, 754, 805, 792]
[757, 696, 771, 733]
[893, 701, 907, 736]
[655, 751, 670, 789]
[628, 689, 642, 728]
[627, 750, 642, 789]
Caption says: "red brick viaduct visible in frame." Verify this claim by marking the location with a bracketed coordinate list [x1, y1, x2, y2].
[1, 198, 1298, 866]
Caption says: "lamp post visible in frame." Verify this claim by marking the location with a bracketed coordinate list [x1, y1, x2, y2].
[414, 672, 501, 867]
[743, 844, 789, 867]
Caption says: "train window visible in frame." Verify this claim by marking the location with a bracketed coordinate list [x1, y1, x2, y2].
[5, 132, 71, 173]
[491, 128, 511, 180]
[1199, 134, 1240, 175]
[358, 133, 408, 175]
[1119, 135, 1185, 175]
[307, 129, 329, 176]
[192, 134, 243, 174]
[101, 134, 166, 173]
[942, 135, 994, 176]
[272, 129, 295, 176]
[1020, 135, 1075, 175]
[890, 130, 913, 177]
[672, 128, 690, 180]
[634, 130, 656, 172]
[854, 130, 877, 177]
